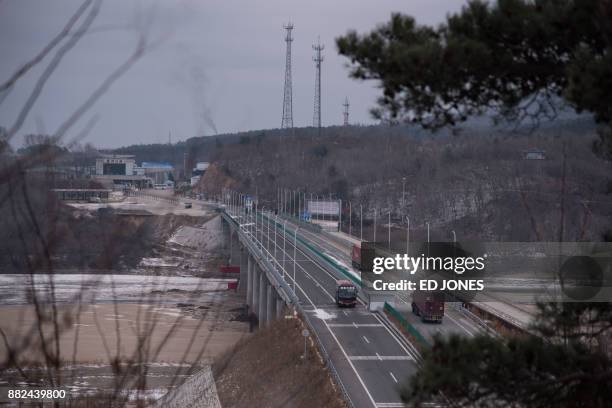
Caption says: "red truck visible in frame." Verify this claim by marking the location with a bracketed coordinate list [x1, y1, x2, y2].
[411, 291, 444, 323]
[335, 280, 358, 307]
[351, 241, 375, 271]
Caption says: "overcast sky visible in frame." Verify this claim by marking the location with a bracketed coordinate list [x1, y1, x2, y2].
[0, 0, 464, 148]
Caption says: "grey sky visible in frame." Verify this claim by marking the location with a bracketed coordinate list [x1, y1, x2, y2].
[0, 0, 464, 148]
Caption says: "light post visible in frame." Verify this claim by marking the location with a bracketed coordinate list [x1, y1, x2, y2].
[388, 211, 391, 250]
[402, 177, 406, 208]
[349, 201, 352, 237]
[406, 216, 410, 256]
[310, 193, 313, 223]
[283, 221, 287, 279]
[338, 199, 342, 232]
[451, 230, 456, 244]
[360, 205, 363, 241]
[426, 221, 430, 255]
[274, 215, 278, 260]
[255, 202, 258, 245]
[373, 208, 377, 243]
[293, 227, 299, 293]
[261, 206, 266, 251]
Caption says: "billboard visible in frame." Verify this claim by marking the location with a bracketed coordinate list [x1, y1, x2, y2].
[307, 200, 340, 217]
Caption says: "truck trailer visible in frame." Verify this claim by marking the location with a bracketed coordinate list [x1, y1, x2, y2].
[351, 241, 375, 271]
[411, 291, 445, 323]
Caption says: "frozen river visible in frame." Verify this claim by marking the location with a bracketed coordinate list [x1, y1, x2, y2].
[0, 274, 234, 305]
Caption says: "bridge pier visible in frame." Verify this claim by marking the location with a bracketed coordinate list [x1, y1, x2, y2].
[276, 297, 284, 319]
[266, 284, 275, 326]
[252, 265, 259, 316]
[246, 256, 253, 307]
[258, 272, 268, 328]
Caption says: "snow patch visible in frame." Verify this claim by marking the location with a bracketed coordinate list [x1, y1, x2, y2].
[311, 308, 336, 320]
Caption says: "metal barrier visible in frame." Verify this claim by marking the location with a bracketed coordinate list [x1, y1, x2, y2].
[126, 190, 180, 205]
[383, 302, 429, 349]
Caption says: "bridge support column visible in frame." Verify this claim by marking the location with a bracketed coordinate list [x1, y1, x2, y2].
[252, 266, 259, 316]
[258, 272, 267, 328]
[246, 256, 253, 307]
[266, 285, 275, 326]
[276, 297, 284, 319]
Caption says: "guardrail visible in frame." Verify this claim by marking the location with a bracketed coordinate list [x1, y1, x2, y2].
[263, 214, 362, 287]
[126, 190, 180, 205]
[383, 302, 429, 349]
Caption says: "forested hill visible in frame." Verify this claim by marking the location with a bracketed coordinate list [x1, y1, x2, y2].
[112, 117, 610, 242]
[111, 116, 596, 170]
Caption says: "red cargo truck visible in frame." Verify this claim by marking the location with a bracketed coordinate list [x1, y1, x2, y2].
[411, 291, 444, 323]
[351, 241, 375, 271]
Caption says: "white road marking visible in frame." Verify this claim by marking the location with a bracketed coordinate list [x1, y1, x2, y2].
[373, 313, 420, 360]
[362, 335, 370, 344]
[327, 323, 384, 328]
[389, 371, 398, 383]
[376, 403, 405, 408]
[323, 318, 378, 407]
[343, 310, 348, 316]
[348, 356, 413, 361]
[445, 311, 476, 336]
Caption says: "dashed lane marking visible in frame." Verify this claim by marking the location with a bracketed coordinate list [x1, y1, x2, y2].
[348, 356, 413, 361]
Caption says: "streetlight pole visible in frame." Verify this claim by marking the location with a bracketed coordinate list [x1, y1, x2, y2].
[451, 230, 456, 244]
[338, 199, 342, 233]
[349, 201, 352, 237]
[373, 208, 377, 243]
[274, 215, 278, 260]
[402, 177, 406, 208]
[388, 211, 391, 250]
[406, 216, 410, 256]
[283, 221, 287, 279]
[360, 205, 363, 241]
[261, 206, 265, 251]
[293, 227, 299, 293]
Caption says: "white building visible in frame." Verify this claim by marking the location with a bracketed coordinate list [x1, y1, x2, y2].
[95, 154, 135, 176]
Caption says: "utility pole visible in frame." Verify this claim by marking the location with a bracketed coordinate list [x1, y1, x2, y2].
[312, 37, 324, 134]
[342, 97, 349, 126]
[281, 23, 294, 129]
[388, 211, 391, 250]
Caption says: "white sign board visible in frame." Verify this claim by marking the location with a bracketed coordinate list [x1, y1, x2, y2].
[307, 200, 340, 216]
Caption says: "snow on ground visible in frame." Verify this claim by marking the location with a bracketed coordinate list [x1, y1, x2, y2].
[324, 253, 362, 284]
[311, 308, 336, 320]
[0, 274, 232, 305]
[168, 216, 224, 251]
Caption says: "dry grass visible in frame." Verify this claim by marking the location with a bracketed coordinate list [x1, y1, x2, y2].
[214, 318, 346, 408]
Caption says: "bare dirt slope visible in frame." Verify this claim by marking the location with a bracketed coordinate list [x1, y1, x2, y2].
[214, 319, 346, 408]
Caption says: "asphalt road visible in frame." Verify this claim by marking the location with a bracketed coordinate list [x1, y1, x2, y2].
[238, 212, 421, 408]
[273, 216, 486, 341]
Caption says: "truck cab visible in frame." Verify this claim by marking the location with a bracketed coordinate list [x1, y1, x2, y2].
[335, 280, 358, 307]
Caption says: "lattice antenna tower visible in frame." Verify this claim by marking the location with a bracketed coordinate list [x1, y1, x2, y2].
[312, 37, 324, 129]
[342, 97, 350, 126]
[281, 23, 294, 129]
